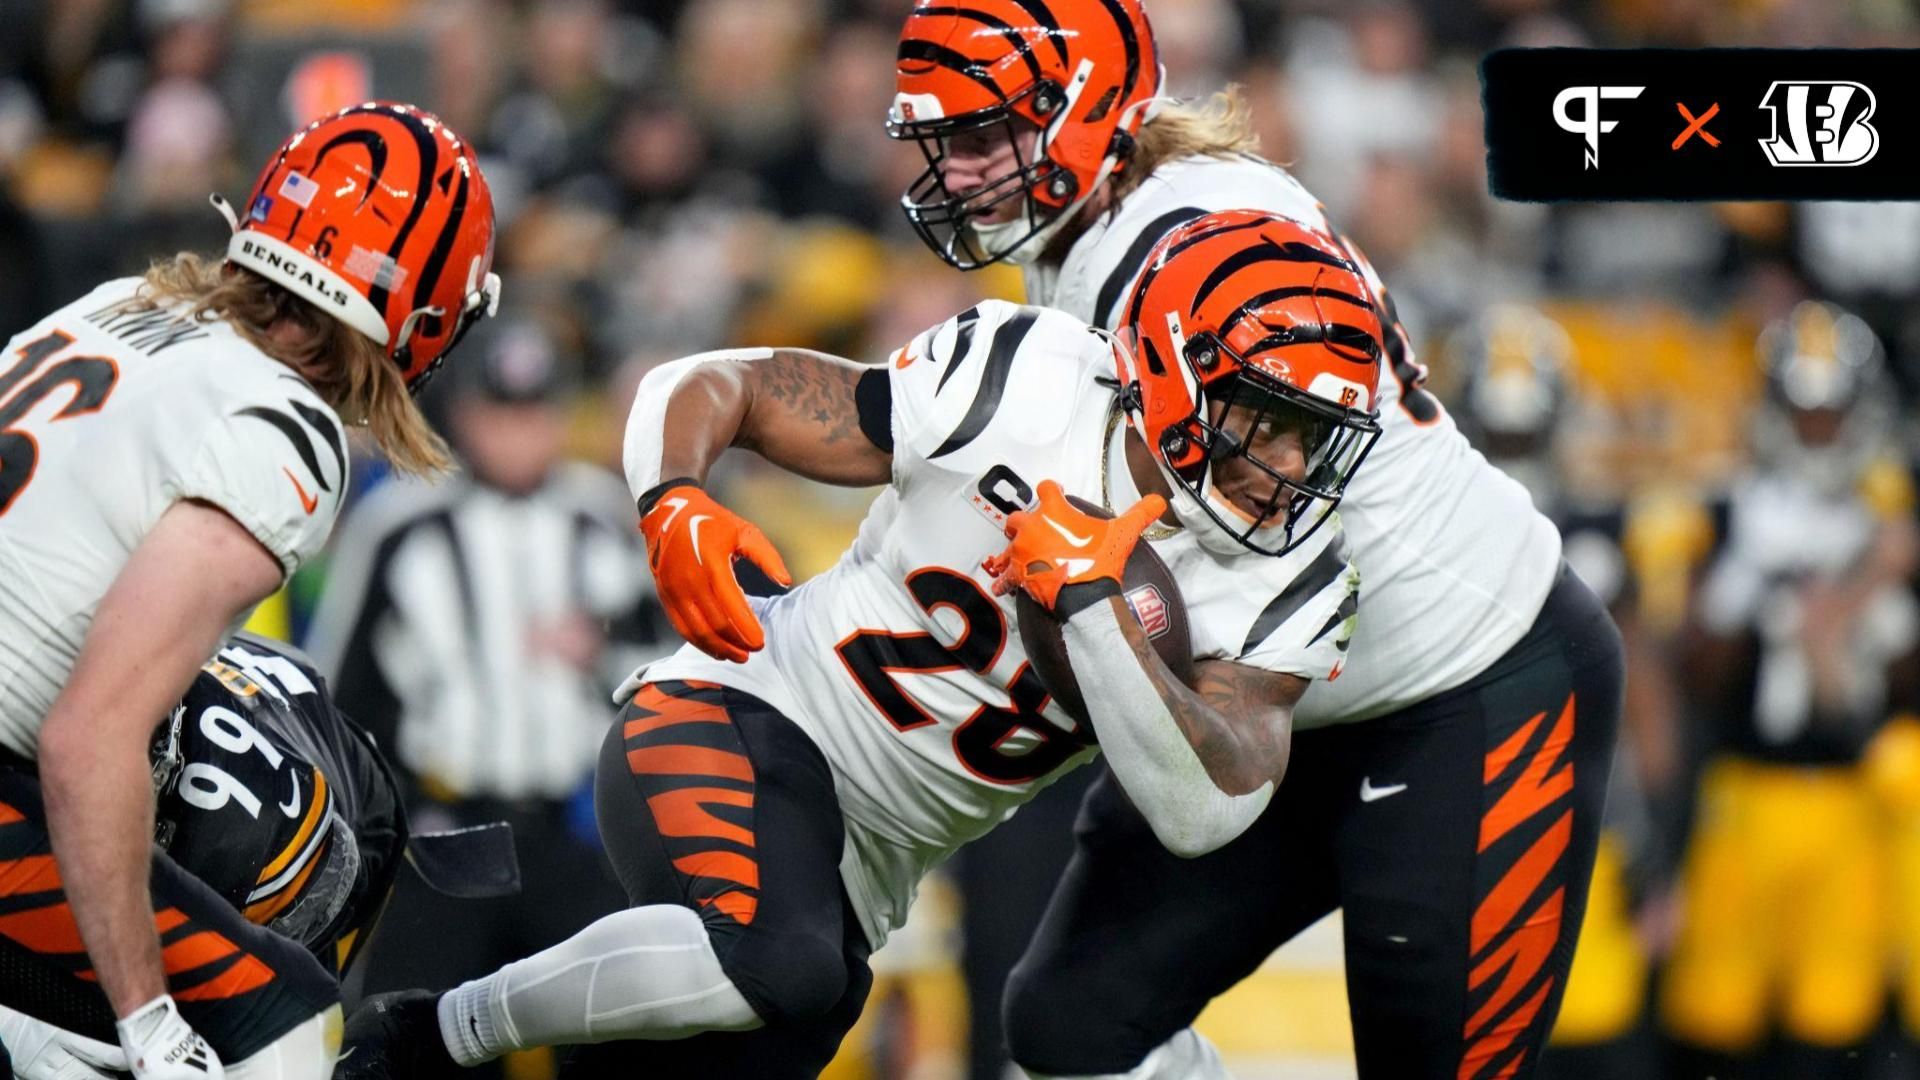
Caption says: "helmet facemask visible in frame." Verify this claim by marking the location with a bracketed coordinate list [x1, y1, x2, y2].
[1167, 326, 1382, 553]
[889, 0, 1164, 270]
[1124, 316, 1382, 558]
[1112, 209, 1387, 557]
[394, 258, 503, 396]
[891, 68, 1102, 270]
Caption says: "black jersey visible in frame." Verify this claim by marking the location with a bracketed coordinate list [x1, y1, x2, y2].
[153, 633, 404, 971]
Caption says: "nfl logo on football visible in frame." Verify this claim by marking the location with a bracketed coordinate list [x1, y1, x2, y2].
[1126, 584, 1171, 639]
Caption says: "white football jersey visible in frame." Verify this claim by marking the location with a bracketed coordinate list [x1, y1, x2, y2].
[644, 301, 1358, 948]
[1028, 154, 1562, 726]
[0, 278, 349, 758]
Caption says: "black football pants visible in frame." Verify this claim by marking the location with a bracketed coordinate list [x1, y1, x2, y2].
[560, 680, 873, 1079]
[1008, 562, 1625, 1079]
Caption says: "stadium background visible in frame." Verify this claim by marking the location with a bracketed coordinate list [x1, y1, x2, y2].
[6, 0, 1920, 1076]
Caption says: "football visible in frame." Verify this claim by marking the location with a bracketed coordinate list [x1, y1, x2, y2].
[1015, 497, 1194, 725]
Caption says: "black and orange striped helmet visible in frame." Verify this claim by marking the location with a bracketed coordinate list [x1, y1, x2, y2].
[221, 101, 501, 390]
[1116, 210, 1384, 556]
[887, 0, 1161, 269]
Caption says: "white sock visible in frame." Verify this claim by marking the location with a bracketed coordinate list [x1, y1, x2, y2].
[438, 904, 763, 1065]
[440, 978, 502, 1065]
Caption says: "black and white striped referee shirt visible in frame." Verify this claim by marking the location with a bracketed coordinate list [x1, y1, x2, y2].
[306, 465, 675, 802]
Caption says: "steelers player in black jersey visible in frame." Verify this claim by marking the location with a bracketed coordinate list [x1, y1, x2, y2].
[1661, 302, 1920, 1080]
[0, 633, 408, 1077]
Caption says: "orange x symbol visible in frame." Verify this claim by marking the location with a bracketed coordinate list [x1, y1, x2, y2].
[1673, 102, 1720, 149]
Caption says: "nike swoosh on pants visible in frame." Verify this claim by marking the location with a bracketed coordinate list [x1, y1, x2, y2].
[1359, 778, 1408, 802]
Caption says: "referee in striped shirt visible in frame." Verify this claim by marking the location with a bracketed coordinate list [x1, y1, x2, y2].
[306, 321, 676, 1074]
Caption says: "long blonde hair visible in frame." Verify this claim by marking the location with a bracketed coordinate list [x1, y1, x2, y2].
[135, 253, 450, 476]
[1109, 86, 1262, 204]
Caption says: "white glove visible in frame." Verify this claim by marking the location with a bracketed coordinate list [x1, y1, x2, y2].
[0, 1003, 124, 1079]
[115, 995, 224, 1079]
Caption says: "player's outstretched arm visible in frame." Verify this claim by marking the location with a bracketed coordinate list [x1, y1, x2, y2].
[38, 499, 282, 1078]
[625, 347, 892, 493]
[623, 347, 891, 662]
[985, 481, 1295, 856]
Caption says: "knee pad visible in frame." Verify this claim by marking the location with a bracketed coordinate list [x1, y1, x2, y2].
[478, 904, 761, 1053]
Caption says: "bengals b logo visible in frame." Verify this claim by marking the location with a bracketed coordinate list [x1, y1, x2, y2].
[1758, 81, 1879, 167]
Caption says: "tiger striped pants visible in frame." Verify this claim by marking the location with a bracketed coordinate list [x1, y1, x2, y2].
[561, 680, 874, 1079]
[1008, 561, 1625, 1079]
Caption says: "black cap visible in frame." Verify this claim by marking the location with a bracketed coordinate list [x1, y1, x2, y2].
[459, 319, 572, 404]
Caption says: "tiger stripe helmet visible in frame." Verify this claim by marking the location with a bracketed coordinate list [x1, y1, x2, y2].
[888, 0, 1161, 269]
[1116, 210, 1385, 556]
[224, 101, 501, 390]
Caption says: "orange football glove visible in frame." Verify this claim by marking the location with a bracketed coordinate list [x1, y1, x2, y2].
[638, 482, 792, 663]
[982, 480, 1167, 615]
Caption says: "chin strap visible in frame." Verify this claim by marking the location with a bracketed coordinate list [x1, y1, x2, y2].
[1169, 474, 1252, 558]
[392, 306, 443, 355]
[1123, 68, 1175, 130]
[395, 257, 504, 356]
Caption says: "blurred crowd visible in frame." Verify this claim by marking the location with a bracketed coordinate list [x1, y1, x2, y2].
[11, 0, 1920, 1077]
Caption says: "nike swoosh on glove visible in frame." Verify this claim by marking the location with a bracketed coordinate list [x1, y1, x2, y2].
[638, 483, 792, 663]
[982, 479, 1166, 614]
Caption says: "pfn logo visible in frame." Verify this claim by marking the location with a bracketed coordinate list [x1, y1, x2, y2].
[1758, 81, 1879, 167]
[1553, 85, 1645, 169]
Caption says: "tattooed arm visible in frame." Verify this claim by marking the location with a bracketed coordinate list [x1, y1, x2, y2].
[1060, 596, 1303, 856]
[621, 348, 888, 661]
[1131, 627, 1303, 795]
[652, 348, 892, 490]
